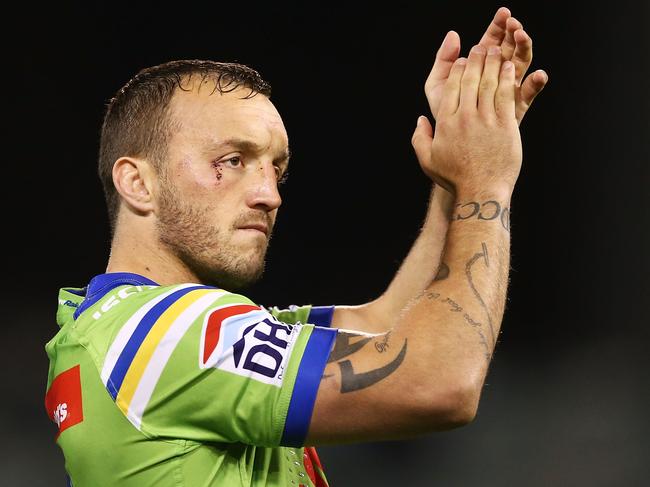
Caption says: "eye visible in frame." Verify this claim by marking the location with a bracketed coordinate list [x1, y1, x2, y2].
[222, 156, 242, 168]
[275, 166, 289, 186]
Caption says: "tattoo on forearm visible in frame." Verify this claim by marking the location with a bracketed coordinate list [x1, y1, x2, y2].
[327, 332, 373, 363]
[433, 262, 449, 281]
[465, 242, 495, 347]
[427, 290, 491, 361]
[442, 297, 463, 313]
[423, 245, 496, 362]
[339, 340, 407, 393]
[453, 201, 510, 232]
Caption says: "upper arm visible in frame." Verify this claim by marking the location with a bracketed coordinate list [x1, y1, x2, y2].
[96, 289, 337, 447]
[305, 328, 473, 446]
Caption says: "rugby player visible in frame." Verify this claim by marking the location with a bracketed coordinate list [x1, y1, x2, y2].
[45, 7, 547, 486]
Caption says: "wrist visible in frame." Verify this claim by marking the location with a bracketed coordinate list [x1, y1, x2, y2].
[455, 184, 513, 203]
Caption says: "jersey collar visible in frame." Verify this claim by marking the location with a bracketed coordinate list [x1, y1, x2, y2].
[73, 272, 160, 320]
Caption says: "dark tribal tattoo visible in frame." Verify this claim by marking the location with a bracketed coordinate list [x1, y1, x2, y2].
[327, 333, 373, 363]
[339, 340, 408, 393]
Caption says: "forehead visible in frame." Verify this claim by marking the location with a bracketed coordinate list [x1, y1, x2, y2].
[168, 79, 288, 149]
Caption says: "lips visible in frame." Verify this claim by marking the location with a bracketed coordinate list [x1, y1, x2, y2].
[237, 222, 268, 236]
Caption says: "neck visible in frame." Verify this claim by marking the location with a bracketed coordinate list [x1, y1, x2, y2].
[106, 218, 201, 286]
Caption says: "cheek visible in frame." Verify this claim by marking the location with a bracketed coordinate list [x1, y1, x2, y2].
[175, 156, 224, 190]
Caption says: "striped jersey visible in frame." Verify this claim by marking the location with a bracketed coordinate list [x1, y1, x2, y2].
[44, 272, 338, 486]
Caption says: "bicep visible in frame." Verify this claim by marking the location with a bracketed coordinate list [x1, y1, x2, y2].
[306, 330, 423, 445]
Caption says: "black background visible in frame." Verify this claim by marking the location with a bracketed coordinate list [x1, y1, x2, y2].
[5, 1, 649, 485]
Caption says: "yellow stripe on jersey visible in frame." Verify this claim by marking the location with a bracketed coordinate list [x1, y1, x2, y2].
[115, 288, 214, 416]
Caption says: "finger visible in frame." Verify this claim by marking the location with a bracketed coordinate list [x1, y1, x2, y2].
[459, 45, 487, 111]
[478, 45, 503, 117]
[411, 116, 434, 164]
[501, 17, 522, 60]
[515, 70, 549, 123]
[478, 7, 511, 46]
[424, 31, 461, 94]
[426, 31, 461, 83]
[495, 61, 516, 121]
[512, 29, 533, 86]
[439, 58, 468, 115]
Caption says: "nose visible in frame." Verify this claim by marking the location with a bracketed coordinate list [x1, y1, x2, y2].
[245, 162, 282, 212]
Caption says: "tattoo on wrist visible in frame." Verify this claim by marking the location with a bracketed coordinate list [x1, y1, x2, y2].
[453, 201, 510, 231]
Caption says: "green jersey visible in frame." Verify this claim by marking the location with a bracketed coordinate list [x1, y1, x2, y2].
[45, 272, 337, 486]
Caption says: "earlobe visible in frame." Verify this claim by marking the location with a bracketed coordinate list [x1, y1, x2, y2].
[112, 157, 156, 215]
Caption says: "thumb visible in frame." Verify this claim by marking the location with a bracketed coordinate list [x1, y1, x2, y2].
[411, 115, 434, 164]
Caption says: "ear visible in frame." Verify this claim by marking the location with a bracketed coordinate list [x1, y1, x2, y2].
[112, 157, 157, 215]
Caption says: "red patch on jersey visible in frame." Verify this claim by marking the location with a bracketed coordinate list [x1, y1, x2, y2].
[202, 304, 259, 365]
[44, 365, 83, 439]
[303, 447, 328, 487]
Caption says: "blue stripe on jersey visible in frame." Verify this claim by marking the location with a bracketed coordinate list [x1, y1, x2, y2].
[307, 306, 335, 327]
[73, 272, 160, 320]
[106, 285, 208, 399]
[281, 326, 338, 447]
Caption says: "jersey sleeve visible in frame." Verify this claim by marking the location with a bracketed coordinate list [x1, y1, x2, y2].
[89, 286, 337, 447]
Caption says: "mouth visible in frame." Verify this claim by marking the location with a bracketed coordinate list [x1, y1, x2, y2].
[237, 223, 269, 236]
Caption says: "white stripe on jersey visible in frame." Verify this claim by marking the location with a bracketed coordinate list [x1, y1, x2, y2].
[127, 290, 227, 429]
[100, 284, 197, 385]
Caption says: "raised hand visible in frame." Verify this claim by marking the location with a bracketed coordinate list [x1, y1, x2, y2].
[414, 46, 522, 197]
[424, 7, 548, 126]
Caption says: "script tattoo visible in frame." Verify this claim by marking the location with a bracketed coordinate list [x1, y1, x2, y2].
[339, 341, 407, 393]
[423, 244, 495, 362]
[327, 333, 373, 363]
[374, 331, 391, 353]
[453, 201, 510, 232]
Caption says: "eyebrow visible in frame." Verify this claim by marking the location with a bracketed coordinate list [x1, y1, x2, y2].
[204, 137, 291, 164]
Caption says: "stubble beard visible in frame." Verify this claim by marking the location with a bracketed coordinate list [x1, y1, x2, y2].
[156, 181, 271, 291]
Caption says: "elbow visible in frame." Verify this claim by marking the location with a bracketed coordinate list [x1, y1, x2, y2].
[442, 384, 480, 428]
[411, 381, 481, 431]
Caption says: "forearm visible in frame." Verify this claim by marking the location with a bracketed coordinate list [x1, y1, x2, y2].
[332, 184, 454, 332]
[313, 191, 512, 441]
[377, 185, 455, 318]
[395, 191, 511, 405]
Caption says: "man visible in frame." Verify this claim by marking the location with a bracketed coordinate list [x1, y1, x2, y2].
[44, 7, 547, 486]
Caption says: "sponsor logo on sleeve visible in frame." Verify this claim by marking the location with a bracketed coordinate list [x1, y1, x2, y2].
[200, 304, 301, 386]
[45, 365, 83, 438]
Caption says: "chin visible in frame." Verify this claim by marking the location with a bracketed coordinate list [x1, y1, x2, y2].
[201, 259, 266, 291]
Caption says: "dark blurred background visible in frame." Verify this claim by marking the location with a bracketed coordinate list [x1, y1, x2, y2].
[5, 1, 649, 485]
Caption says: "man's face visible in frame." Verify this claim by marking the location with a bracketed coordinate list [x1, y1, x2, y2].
[155, 80, 289, 290]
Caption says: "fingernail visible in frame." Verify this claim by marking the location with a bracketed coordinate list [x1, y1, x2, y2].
[488, 46, 501, 56]
[456, 57, 467, 65]
[417, 116, 425, 126]
[503, 61, 514, 71]
[471, 45, 486, 55]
